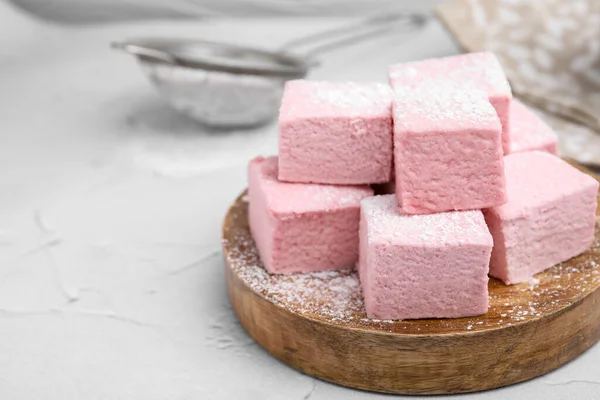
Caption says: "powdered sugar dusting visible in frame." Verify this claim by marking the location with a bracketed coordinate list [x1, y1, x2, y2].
[362, 195, 491, 246]
[499, 151, 599, 220]
[225, 231, 365, 322]
[253, 156, 373, 214]
[280, 80, 392, 119]
[509, 99, 558, 153]
[311, 82, 392, 110]
[223, 192, 600, 334]
[389, 51, 512, 96]
[393, 79, 499, 130]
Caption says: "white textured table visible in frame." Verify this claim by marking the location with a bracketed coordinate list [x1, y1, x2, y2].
[1, 3, 599, 399]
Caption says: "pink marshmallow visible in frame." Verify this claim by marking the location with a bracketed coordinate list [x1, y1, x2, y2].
[508, 99, 558, 155]
[278, 80, 393, 185]
[248, 156, 373, 274]
[359, 195, 492, 320]
[484, 151, 598, 285]
[390, 52, 512, 153]
[393, 82, 507, 214]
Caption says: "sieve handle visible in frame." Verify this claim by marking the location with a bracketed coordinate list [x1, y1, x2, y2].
[111, 41, 177, 64]
[279, 12, 428, 61]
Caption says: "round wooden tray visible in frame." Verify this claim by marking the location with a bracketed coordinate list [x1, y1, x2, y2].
[222, 171, 600, 395]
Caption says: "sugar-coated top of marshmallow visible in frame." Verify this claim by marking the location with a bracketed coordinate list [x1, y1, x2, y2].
[393, 80, 501, 133]
[493, 151, 598, 219]
[361, 195, 492, 246]
[389, 51, 512, 99]
[509, 100, 558, 153]
[250, 156, 373, 215]
[279, 80, 393, 120]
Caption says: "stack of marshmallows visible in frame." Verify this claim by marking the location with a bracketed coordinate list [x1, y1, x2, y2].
[247, 52, 599, 320]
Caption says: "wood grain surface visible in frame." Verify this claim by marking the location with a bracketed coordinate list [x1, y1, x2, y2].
[222, 166, 600, 394]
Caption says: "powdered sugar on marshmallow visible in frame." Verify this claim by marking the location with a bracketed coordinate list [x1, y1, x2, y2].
[224, 195, 600, 329]
[362, 194, 492, 246]
[393, 82, 506, 214]
[390, 52, 512, 153]
[394, 80, 499, 131]
[257, 156, 372, 215]
[484, 151, 598, 284]
[248, 156, 372, 274]
[278, 80, 393, 185]
[508, 99, 558, 155]
[281, 80, 393, 118]
[359, 195, 492, 320]
[389, 51, 511, 99]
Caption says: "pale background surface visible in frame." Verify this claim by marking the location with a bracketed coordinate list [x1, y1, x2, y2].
[1, 1, 599, 399]
[8, 0, 440, 22]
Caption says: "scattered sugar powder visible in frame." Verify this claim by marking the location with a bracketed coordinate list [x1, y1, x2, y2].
[280, 80, 392, 119]
[225, 231, 365, 322]
[362, 195, 490, 245]
[389, 52, 511, 96]
[393, 79, 498, 130]
[311, 82, 392, 110]
[258, 156, 371, 213]
[528, 277, 540, 285]
[223, 196, 600, 332]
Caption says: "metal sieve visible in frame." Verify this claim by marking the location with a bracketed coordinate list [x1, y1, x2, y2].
[112, 13, 427, 129]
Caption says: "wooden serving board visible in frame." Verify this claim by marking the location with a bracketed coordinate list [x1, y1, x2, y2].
[222, 168, 600, 395]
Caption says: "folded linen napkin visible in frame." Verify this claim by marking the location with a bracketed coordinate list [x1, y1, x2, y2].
[437, 0, 600, 166]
